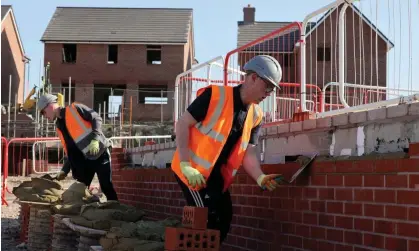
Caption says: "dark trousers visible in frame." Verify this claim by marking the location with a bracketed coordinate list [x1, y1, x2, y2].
[175, 173, 233, 244]
[74, 149, 118, 201]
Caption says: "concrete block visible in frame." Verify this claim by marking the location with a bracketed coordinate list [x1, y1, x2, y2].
[332, 114, 349, 126]
[277, 124, 290, 134]
[303, 119, 316, 130]
[387, 104, 408, 118]
[170, 142, 176, 148]
[144, 145, 152, 151]
[367, 107, 386, 121]
[316, 117, 332, 128]
[267, 126, 277, 135]
[290, 121, 302, 132]
[408, 102, 419, 116]
[349, 111, 367, 124]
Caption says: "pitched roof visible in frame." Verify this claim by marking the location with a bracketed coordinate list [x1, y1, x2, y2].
[1, 5, 25, 55]
[237, 4, 394, 52]
[1, 5, 11, 21]
[41, 7, 193, 44]
[237, 21, 314, 52]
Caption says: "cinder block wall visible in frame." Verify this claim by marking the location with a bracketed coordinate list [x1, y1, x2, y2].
[111, 143, 419, 251]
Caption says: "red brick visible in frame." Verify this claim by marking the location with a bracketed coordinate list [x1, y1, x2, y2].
[399, 158, 419, 172]
[350, 160, 375, 173]
[409, 174, 419, 189]
[335, 244, 354, 251]
[398, 222, 419, 238]
[335, 161, 354, 173]
[281, 199, 295, 210]
[385, 205, 407, 220]
[335, 216, 354, 229]
[303, 212, 318, 225]
[375, 190, 396, 203]
[310, 226, 326, 240]
[312, 161, 336, 173]
[327, 201, 344, 214]
[318, 241, 335, 251]
[354, 189, 373, 202]
[327, 229, 344, 242]
[375, 220, 397, 235]
[409, 240, 419, 251]
[288, 235, 303, 248]
[304, 187, 318, 199]
[363, 174, 384, 187]
[397, 190, 419, 205]
[344, 175, 363, 187]
[363, 233, 385, 249]
[295, 224, 310, 237]
[311, 201, 326, 213]
[289, 187, 304, 198]
[344, 203, 362, 216]
[319, 188, 335, 200]
[344, 231, 362, 245]
[335, 188, 353, 201]
[409, 143, 419, 157]
[165, 227, 220, 251]
[374, 159, 399, 173]
[289, 212, 303, 223]
[327, 175, 343, 186]
[281, 223, 295, 234]
[303, 238, 318, 250]
[386, 174, 408, 188]
[408, 207, 419, 221]
[257, 197, 270, 208]
[385, 237, 407, 250]
[295, 199, 310, 211]
[311, 175, 326, 186]
[354, 218, 373, 232]
[319, 214, 335, 228]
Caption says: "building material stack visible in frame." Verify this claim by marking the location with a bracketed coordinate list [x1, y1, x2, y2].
[165, 206, 220, 251]
[51, 214, 79, 251]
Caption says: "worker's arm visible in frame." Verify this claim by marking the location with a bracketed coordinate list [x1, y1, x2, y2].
[176, 88, 212, 161]
[61, 156, 71, 175]
[242, 124, 263, 181]
[74, 103, 104, 140]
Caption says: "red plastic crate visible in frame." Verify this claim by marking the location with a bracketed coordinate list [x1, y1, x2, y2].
[165, 226, 220, 251]
[182, 206, 208, 230]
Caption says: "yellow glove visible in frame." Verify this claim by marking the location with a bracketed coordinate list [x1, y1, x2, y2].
[180, 162, 206, 189]
[56, 171, 67, 181]
[88, 139, 100, 155]
[257, 173, 285, 191]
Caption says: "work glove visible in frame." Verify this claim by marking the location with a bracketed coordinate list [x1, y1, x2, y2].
[180, 162, 206, 189]
[88, 139, 100, 155]
[56, 171, 67, 181]
[257, 174, 285, 191]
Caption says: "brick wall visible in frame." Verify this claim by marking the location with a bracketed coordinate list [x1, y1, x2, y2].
[111, 145, 419, 251]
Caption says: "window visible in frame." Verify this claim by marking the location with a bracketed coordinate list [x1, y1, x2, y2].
[147, 45, 162, 65]
[108, 45, 118, 64]
[62, 44, 77, 63]
[138, 85, 168, 104]
[317, 47, 331, 62]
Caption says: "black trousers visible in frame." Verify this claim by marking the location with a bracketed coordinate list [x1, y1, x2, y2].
[74, 149, 118, 201]
[175, 173, 233, 244]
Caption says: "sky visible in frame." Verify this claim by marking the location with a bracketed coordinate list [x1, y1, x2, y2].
[3, 0, 418, 111]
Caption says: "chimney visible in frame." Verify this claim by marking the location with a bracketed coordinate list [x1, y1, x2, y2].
[243, 4, 255, 23]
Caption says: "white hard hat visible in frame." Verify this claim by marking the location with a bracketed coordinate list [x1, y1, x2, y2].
[243, 55, 282, 89]
[37, 94, 57, 111]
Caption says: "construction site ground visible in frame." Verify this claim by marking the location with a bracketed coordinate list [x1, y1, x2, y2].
[1, 174, 100, 251]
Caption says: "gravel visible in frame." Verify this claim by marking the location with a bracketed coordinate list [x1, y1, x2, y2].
[1, 174, 100, 251]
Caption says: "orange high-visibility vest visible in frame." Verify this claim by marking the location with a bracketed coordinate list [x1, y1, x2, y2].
[171, 85, 263, 191]
[56, 103, 107, 160]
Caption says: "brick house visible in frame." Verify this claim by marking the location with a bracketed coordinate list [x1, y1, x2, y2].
[238, 4, 393, 109]
[1, 5, 28, 107]
[41, 7, 195, 122]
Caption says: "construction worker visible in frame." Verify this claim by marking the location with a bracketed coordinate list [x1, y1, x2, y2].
[37, 94, 118, 201]
[172, 55, 285, 243]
